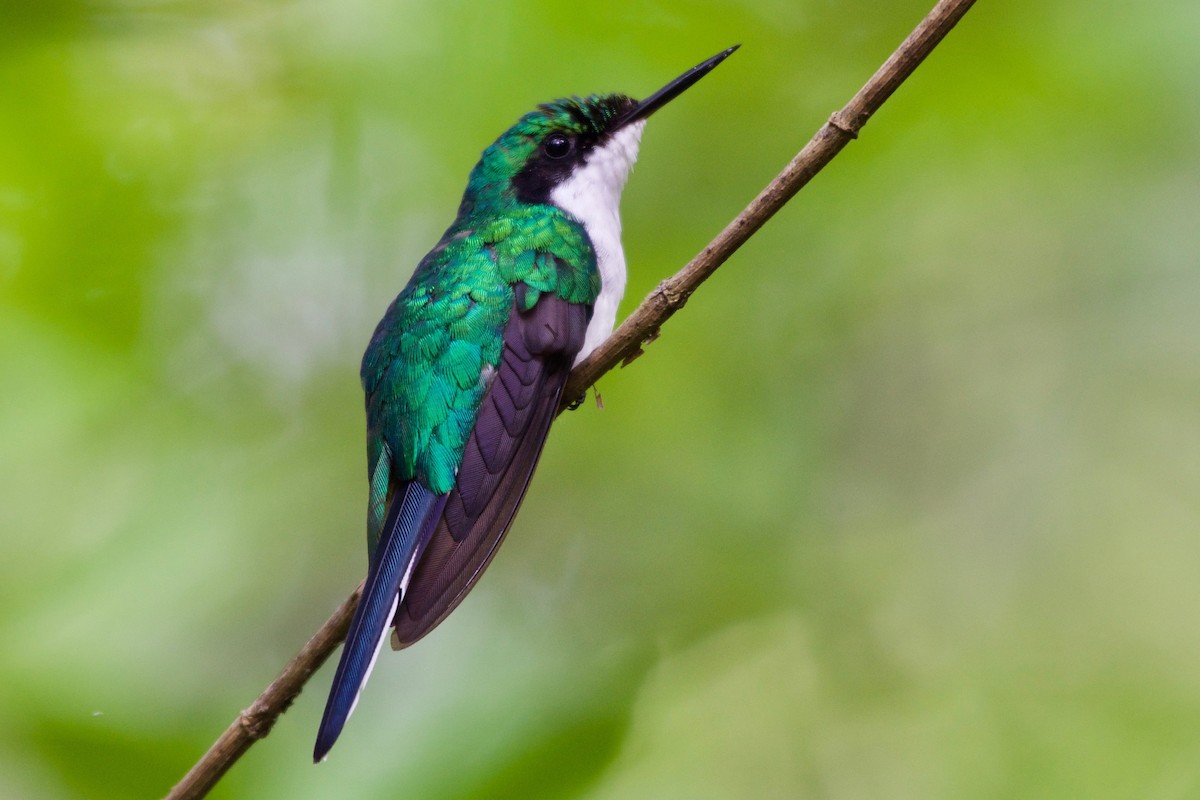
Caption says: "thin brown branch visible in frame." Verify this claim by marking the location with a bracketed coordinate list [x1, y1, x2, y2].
[164, 1, 976, 796]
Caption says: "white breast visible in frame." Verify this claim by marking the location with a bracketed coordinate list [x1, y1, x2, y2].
[549, 121, 645, 365]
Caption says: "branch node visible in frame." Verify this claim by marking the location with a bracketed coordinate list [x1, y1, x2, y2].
[620, 345, 646, 368]
[657, 280, 689, 310]
[827, 111, 859, 139]
[238, 702, 280, 741]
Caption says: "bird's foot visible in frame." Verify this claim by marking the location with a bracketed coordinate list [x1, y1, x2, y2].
[565, 385, 604, 411]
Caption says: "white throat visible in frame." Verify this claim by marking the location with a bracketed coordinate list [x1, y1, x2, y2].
[549, 121, 645, 365]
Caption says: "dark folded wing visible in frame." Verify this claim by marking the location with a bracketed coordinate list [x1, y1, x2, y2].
[391, 288, 588, 648]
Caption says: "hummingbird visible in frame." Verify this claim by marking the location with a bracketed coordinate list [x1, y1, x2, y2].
[314, 45, 738, 762]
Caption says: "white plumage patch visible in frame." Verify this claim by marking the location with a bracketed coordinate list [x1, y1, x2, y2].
[550, 121, 645, 365]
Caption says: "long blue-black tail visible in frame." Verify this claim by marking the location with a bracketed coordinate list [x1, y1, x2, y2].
[313, 482, 445, 762]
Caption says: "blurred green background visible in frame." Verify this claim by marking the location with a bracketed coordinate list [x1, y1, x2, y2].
[3, 0, 1199, 797]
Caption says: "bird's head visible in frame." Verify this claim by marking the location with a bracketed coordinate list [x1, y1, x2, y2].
[459, 46, 738, 218]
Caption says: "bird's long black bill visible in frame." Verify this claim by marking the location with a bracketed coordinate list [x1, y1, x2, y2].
[617, 45, 739, 129]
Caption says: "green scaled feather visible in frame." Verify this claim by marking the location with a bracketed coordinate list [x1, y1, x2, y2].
[366, 442, 391, 557]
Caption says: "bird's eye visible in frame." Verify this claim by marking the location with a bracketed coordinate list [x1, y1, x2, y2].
[543, 134, 572, 160]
